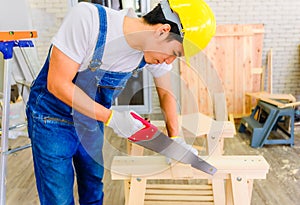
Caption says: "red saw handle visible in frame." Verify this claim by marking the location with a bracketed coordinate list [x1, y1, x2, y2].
[128, 112, 158, 142]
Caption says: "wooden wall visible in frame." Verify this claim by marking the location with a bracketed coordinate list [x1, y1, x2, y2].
[180, 24, 264, 118]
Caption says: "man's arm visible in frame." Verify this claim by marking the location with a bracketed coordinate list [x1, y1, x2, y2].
[154, 72, 179, 137]
[154, 71, 199, 157]
[47, 46, 112, 123]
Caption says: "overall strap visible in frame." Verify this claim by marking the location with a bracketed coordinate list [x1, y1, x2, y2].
[138, 56, 146, 68]
[88, 4, 108, 70]
[132, 56, 146, 77]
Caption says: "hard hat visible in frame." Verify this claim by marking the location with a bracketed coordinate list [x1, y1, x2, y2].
[161, 0, 216, 60]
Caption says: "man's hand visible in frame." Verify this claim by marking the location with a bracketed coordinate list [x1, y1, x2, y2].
[105, 110, 144, 138]
[171, 136, 198, 156]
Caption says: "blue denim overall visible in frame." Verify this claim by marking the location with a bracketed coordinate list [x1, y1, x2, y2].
[26, 4, 144, 205]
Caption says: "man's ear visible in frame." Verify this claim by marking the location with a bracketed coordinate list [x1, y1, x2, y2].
[154, 24, 171, 40]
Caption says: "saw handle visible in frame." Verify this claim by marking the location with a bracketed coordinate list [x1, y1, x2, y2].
[128, 112, 158, 142]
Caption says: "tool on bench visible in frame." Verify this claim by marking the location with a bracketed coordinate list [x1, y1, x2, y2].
[128, 112, 217, 175]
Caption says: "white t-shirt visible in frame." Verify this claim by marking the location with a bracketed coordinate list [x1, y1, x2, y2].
[51, 2, 172, 78]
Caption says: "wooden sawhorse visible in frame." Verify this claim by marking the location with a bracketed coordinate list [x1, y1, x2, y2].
[111, 113, 269, 205]
[111, 155, 269, 205]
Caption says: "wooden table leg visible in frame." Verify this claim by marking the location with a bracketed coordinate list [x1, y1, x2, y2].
[230, 174, 251, 205]
[127, 177, 147, 205]
[212, 178, 226, 205]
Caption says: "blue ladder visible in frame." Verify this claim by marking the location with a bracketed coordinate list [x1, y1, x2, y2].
[239, 100, 295, 148]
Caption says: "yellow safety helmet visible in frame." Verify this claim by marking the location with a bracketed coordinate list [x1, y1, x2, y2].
[161, 0, 216, 60]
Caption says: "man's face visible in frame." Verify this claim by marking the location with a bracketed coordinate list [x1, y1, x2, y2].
[143, 38, 184, 65]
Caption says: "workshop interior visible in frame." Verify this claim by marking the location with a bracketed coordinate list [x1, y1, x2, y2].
[0, 0, 300, 204]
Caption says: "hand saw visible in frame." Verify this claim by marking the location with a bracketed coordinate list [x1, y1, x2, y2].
[128, 112, 217, 175]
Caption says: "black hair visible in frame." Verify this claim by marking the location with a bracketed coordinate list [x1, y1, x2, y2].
[142, 4, 183, 43]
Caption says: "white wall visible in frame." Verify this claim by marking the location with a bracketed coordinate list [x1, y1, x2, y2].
[27, 0, 68, 64]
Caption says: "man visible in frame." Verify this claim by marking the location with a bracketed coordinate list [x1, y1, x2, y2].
[26, 0, 215, 204]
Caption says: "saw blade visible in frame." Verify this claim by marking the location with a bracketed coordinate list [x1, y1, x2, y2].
[132, 131, 217, 175]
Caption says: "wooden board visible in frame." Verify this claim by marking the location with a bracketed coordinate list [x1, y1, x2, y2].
[180, 24, 264, 118]
[245, 92, 298, 113]
[111, 155, 269, 180]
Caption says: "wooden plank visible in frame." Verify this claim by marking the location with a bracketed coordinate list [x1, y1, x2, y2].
[223, 31, 235, 116]
[124, 180, 130, 205]
[279, 101, 300, 108]
[214, 93, 228, 121]
[170, 163, 193, 179]
[251, 24, 264, 94]
[251, 67, 264, 74]
[180, 60, 204, 114]
[225, 179, 234, 205]
[234, 30, 246, 115]
[259, 97, 300, 108]
[230, 174, 251, 205]
[214, 24, 264, 37]
[127, 141, 144, 156]
[247, 179, 254, 201]
[212, 178, 226, 205]
[180, 45, 221, 117]
[145, 189, 213, 195]
[228, 114, 237, 135]
[180, 113, 212, 136]
[144, 201, 214, 205]
[144, 194, 214, 201]
[259, 97, 285, 107]
[180, 113, 235, 138]
[111, 155, 270, 180]
[127, 177, 147, 205]
[260, 66, 265, 92]
[267, 49, 273, 93]
[206, 122, 225, 156]
[244, 92, 297, 114]
[245, 92, 296, 102]
[146, 184, 212, 190]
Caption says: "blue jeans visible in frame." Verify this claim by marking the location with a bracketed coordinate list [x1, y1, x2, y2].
[27, 109, 104, 205]
[26, 56, 131, 204]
